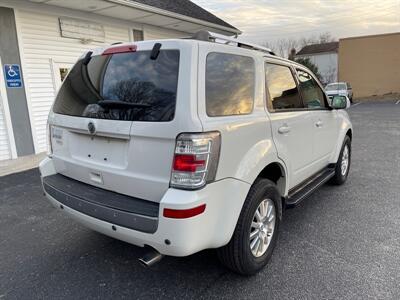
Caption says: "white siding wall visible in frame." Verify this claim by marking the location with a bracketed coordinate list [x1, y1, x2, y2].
[16, 10, 131, 153]
[298, 52, 338, 84]
[143, 25, 185, 40]
[0, 101, 11, 161]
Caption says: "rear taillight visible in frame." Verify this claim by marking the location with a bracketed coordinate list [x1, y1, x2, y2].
[170, 132, 221, 189]
[173, 155, 206, 172]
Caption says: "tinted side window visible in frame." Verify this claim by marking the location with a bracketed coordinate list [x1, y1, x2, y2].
[265, 63, 303, 111]
[296, 69, 326, 109]
[206, 53, 255, 116]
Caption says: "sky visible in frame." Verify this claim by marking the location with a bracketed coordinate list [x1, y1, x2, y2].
[192, 0, 400, 44]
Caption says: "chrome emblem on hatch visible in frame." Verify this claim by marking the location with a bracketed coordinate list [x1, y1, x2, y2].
[88, 121, 96, 135]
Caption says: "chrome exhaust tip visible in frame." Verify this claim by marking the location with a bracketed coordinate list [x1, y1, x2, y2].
[138, 248, 164, 267]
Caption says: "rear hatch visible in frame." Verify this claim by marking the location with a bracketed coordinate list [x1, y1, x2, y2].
[49, 40, 202, 202]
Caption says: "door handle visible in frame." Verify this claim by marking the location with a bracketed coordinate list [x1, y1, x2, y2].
[278, 125, 291, 134]
[315, 120, 323, 128]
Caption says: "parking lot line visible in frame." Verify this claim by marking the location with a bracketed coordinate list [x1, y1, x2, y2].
[350, 103, 361, 108]
[396, 100, 400, 105]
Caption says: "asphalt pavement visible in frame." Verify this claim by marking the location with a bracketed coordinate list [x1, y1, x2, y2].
[1, 101, 399, 299]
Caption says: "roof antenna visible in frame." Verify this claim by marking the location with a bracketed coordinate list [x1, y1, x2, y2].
[150, 43, 162, 60]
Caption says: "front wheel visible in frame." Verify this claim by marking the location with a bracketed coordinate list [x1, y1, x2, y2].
[217, 179, 281, 275]
[330, 135, 351, 185]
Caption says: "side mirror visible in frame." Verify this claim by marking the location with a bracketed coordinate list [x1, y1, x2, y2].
[331, 95, 350, 109]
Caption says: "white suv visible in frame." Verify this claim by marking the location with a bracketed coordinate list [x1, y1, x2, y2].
[40, 32, 352, 275]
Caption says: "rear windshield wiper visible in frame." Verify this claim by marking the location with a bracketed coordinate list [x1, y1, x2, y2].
[97, 100, 151, 109]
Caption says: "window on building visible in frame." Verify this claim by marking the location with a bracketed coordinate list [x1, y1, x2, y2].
[296, 69, 326, 109]
[206, 53, 255, 116]
[265, 63, 303, 111]
[133, 29, 144, 41]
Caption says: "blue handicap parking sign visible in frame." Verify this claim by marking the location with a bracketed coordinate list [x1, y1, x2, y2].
[4, 64, 22, 88]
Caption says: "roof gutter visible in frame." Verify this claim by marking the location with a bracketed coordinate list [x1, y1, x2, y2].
[105, 0, 241, 35]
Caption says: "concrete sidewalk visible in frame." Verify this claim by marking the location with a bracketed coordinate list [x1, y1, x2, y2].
[0, 152, 46, 177]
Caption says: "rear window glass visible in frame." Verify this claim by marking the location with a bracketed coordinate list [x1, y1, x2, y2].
[206, 52, 255, 116]
[53, 50, 180, 122]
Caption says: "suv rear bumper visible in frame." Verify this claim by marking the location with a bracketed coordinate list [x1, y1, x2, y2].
[40, 157, 250, 256]
[43, 173, 159, 233]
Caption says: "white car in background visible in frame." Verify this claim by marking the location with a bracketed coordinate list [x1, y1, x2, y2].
[325, 82, 353, 103]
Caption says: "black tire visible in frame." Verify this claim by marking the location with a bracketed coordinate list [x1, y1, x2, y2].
[329, 135, 351, 185]
[217, 179, 281, 275]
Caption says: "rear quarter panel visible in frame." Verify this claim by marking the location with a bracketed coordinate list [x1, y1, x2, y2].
[197, 44, 287, 194]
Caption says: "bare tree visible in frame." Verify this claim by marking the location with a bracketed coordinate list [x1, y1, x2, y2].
[323, 66, 338, 84]
[262, 38, 299, 58]
[263, 32, 336, 59]
[318, 32, 335, 43]
[299, 32, 336, 48]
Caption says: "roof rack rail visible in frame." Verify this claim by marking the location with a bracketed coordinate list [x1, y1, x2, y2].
[187, 30, 275, 56]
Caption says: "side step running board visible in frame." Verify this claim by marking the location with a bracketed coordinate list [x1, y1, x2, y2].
[286, 167, 335, 208]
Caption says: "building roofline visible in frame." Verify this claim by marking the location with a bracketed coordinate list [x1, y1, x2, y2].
[295, 41, 338, 56]
[339, 31, 400, 41]
[106, 0, 241, 35]
[296, 50, 337, 57]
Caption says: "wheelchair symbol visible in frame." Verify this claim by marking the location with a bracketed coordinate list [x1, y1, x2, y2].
[7, 65, 18, 77]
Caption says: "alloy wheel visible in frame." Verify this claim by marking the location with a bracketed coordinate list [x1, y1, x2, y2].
[249, 198, 276, 257]
[341, 145, 349, 176]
